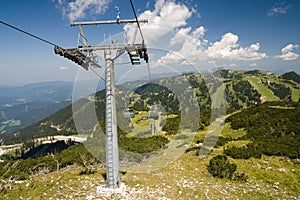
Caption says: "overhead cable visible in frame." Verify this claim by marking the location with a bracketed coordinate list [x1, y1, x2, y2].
[89, 67, 105, 82]
[0, 20, 105, 82]
[129, 0, 145, 43]
[0, 20, 57, 47]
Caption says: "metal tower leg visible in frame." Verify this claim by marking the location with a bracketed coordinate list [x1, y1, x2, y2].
[105, 52, 120, 188]
[151, 119, 155, 136]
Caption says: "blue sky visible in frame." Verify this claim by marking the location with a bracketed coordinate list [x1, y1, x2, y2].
[0, 0, 300, 85]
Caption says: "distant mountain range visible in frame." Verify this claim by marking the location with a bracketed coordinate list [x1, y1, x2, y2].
[0, 79, 108, 135]
[0, 81, 74, 134]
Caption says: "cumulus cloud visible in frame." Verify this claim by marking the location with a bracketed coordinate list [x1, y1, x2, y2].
[170, 27, 192, 46]
[169, 26, 206, 47]
[206, 33, 267, 61]
[54, 0, 269, 69]
[282, 44, 299, 54]
[156, 36, 266, 73]
[54, 0, 112, 22]
[206, 33, 239, 58]
[125, 0, 267, 67]
[157, 31, 267, 67]
[267, 1, 290, 16]
[192, 26, 206, 39]
[124, 0, 192, 43]
[155, 25, 208, 66]
[275, 44, 299, 61]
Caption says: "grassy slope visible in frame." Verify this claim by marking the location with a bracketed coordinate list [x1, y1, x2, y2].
[273, 78, 300, 102]
[2, 151, 299, 200]
[2, 71, 300, 199]
[246, 76, 279, 102]
[261, 74, 300, 101]
[290, 86, 300, 102]
[2, 121, 300, 199]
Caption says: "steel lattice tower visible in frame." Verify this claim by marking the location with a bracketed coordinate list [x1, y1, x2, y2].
[55, 18, 148, 188]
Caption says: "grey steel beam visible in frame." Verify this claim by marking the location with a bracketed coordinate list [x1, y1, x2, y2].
[71, 19, 148, 26]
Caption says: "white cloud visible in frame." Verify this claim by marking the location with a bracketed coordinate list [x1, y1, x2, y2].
[192, 26, 206, 39]
[230, 43, 267, 61]
[206, 33, 267, 61]
[275, 44, 299, 61]
[53, 0, 270, 70]
[123, 1, 268, 69]
[156, 25, 208, 66]
[54, 0, 112, 22]
[59, 66, 69, 70]
[124, 0, 192, 43]
[169, 26, 206, 47]
[282, 44, 299, 54]
[170, 27, 192, 46]
[53, 0, 268, 67]
[156, 31, 268, 69]
[206, 33, 239, 58]
[267, 2, 290, 16]
[250, 63, 257, 67]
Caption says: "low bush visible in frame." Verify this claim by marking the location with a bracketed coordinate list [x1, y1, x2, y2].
[207, 155, 237, 179]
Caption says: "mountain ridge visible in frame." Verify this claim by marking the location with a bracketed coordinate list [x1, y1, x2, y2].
[1, 69, 300, 145]
[0, 70, 300, 199]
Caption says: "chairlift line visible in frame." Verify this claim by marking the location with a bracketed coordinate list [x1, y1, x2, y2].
[0, 20, 105, 81]
[129, 0, 145, 43]
[89, 67, 106, 82]
[0, 20, 57, 47]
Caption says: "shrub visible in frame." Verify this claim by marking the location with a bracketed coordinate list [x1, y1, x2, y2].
[119, 135, 169, 153]
[207, 155, 237, 179]
[162, 116, 180, 135]
[224, 143, 262, 159]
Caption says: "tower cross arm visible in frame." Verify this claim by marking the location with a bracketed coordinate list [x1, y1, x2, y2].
[73, 43, 144, 51]
[71, 19, 148, 26]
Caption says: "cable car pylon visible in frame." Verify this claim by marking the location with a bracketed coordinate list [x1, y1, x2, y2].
[60, 10, 148, 189]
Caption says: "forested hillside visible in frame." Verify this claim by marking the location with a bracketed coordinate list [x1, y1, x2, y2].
[1, 70, 300, 145]
[1, 70, 300, 199]
[225, 101, 300, 159]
